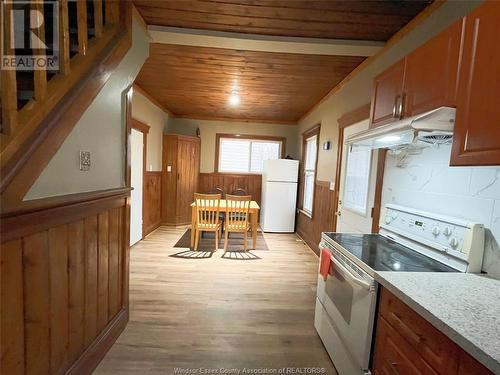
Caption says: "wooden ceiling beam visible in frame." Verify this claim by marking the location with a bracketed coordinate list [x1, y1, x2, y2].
[149, 26, 384, 57]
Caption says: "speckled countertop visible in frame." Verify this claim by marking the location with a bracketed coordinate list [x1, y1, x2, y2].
[374, 272, 500, 374]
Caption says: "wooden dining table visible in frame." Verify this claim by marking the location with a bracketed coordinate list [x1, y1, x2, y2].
[190, 199, 261, 249]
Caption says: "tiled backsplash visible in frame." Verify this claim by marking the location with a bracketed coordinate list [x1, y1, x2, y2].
[381, 143, 500, 278]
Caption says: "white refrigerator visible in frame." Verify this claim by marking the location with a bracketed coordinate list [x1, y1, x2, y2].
[260, 159, 299, 232]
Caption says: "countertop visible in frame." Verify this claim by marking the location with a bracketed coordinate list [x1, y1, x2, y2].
[374, 272, 500, 374]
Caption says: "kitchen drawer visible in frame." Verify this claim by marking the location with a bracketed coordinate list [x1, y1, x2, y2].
[379, 288, 460, 374]
[373, 316, 439, 375]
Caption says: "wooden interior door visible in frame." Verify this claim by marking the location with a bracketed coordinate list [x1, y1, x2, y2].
[403, 19, 463, 117]
[369, 59, 406, 127]
[175, 137, 200, 223]
[450, 2, 500, 166]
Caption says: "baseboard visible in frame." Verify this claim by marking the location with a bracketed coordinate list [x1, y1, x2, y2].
[143, 220, 161, 237]
[296, 229, 319, 256]
[66, 308, 128, 375]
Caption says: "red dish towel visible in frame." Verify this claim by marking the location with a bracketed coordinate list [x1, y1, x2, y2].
[320, 248, 331, 281]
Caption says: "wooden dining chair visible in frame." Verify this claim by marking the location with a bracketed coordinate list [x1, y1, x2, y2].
[193, 193, 222, 251]
[231, 188, 248, 196]
[224, 194, 252, 254]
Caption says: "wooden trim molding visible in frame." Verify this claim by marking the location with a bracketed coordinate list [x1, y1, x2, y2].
[298, 124, 321, 215]
[66, 308, 128, 375]
[214, 133, 287, 173]
[174, 114, 297, 126]
[332, 104, 372, 230]
[133, 83, 174, 117]
[371, 149, 387, 233]
[131, 118, 150, 134]
[1, 187, 130, 218]
[338, 103, 371, 128]
[1, 188, 130, 243]
[131, 118, 150, 239]
[299, 1, 446, 122]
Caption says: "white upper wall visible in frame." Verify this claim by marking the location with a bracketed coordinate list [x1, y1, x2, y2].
[298, 1, 483, 182]
[26, 16, 150, 200]
[131, 91, 170, 172]
[169, 118, 298, 173]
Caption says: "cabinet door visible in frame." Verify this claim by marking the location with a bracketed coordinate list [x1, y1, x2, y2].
[175, 137, 200, 223]
[450, 2, 500, 166]
[369, 59, 405, 127]
[372, 317, 438, 375]
[403, 20, 463, 117]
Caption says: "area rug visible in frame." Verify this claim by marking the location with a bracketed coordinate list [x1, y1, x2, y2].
[173, 229, 269, 252]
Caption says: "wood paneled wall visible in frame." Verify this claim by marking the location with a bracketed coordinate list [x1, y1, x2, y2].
[143, 171, 161, 236]
[1, 189, 130, 375]
[198, 173, 262, 204]
[296, 181, 336, 255]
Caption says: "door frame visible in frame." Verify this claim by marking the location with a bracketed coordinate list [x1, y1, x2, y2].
[334, 104, 386, 233]
[130, 118, 150, 239]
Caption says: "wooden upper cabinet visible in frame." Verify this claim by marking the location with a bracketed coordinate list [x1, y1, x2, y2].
[403, 20, 463, 117]
[369, 59, 406, 127]
[450, 2, 500, 166]
[370, 19, 464, 128]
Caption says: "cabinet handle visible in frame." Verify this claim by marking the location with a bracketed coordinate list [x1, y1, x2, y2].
[398, 93, 406, 119]
[389, 361, 401, 375]
[392, 95, 401, 118]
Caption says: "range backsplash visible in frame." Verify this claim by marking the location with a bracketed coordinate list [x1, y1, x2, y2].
[381, 143, 500, 278]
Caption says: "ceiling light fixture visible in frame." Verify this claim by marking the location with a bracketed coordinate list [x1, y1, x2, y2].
[229, 90, 240, 106]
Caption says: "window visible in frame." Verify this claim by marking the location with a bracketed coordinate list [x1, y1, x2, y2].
[216, 134, 284, 173]
[301, 126, 319, 216]
[343, 146, 372, 215]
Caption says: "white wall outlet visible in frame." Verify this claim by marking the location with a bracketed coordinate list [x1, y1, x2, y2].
[79, 151, 91, 171]
[167, 165, 172, 172]
[329, 181, 335, 191]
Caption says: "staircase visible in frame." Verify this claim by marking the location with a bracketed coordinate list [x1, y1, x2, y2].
[0, 0, 132, 208]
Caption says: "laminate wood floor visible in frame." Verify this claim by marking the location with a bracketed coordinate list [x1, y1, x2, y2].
[94, 226, 337, 374]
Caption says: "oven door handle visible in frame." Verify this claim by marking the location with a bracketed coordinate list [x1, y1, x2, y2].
[330, 255, 372, 290]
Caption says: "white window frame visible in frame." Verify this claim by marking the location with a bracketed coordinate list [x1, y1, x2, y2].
[301, 130, 319, 217]
[217, 135, 283, 174]
[343, 145, 372, 216]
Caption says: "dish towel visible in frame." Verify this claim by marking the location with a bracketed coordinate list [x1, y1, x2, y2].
[320, 248, 331, 281]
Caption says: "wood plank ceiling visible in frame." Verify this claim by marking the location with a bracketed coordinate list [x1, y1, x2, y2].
[136, 44, 366, 123]
[133, 0, 432, 123]
[133, 0, 432, 41]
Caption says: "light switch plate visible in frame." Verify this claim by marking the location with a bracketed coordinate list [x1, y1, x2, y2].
[79, 151, 91, 171]
[167, 165, 172, 172]
[329, 181, 335, 191]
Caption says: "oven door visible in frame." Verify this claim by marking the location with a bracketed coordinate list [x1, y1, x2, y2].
[317, 250, 377, 370]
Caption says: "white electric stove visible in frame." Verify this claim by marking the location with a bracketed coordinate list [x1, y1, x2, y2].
[314, 204, 485, 375]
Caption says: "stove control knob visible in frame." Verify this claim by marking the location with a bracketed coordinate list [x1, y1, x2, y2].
[432, 226, 441, 236]
[449, 237, 459, 249]
[443, 227, 452, 237]
[391, 212, 398, 220]
[385, 215, 392, 224]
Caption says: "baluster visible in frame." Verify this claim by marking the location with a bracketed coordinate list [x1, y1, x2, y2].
[1, 0, 17, 135]
[76, 0, 88, 55]
[59, 0, 70, 74]
[32, 0, 46, 102]
[94, 0, 103, 37]
[105, 0, 119, 26]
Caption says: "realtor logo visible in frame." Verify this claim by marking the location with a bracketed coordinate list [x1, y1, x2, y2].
[1, 0, 59, 71]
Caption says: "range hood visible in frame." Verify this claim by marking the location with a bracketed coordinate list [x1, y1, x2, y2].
[346, 106, 456, 149]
